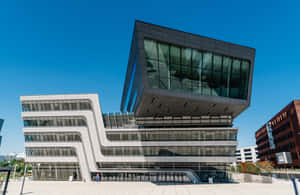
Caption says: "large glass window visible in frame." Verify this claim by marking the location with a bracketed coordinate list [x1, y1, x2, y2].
[32, 163, 81, 181]
[106, 129, 237, 141]
[23, 117, 86, 127]
[101, 146, 235, 157]
[26, 147, 76, 157]
[25, 133, 81, 142]
[21, 101, 92, 112]
[144, 39, 251, 100]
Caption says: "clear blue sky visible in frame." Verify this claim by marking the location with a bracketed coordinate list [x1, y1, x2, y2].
[1, 0, 300, 154]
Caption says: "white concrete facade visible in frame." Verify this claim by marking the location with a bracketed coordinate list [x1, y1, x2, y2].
[21, 94, 238, 183]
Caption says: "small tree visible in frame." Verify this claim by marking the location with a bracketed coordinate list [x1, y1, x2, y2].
[237, 164, 243, 173]
[230, 166, 236, 172]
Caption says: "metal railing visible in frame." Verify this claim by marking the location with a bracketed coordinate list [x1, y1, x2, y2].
[102, 113, 232, 129]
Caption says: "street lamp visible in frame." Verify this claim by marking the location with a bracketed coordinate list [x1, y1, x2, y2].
[19, 164, 27, 195]
[13, 164, 18, 180]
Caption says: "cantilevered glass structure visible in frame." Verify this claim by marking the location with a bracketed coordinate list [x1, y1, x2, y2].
[21, 21, 255, 183]
[121, 21, 255, 118]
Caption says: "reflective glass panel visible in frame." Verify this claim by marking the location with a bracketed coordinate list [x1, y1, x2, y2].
[144, 39, 157, 59]
[144, 39, 251, 100]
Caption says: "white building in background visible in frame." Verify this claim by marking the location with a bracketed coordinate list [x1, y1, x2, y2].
[6, 152, 25, 161]
[0, 152, 25, 161]
[235, 146, 258, 163]
[16, 152, 25, 160]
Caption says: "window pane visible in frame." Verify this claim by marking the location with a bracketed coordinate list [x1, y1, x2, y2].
[211, 72, 222, 96]
[240, 79, 248, 99]
[159, 61, 169, 79]
[181, 48, 191, 66]
[147, 59, 159, 88]
[192, 80, 201, 94]
[170, 64, 180, 76]
[22, 104, 30, 112]
[158, 42, 169, 62]
[191, 67, 200, 81]
[241, 60, 250, 80]
[221, 73, 230, 97]
[232, 59, 241, 74]
[144, 39, 157, 60]
[222, 57, 232, 73]
[170, 46, 180, 65]
[202, 82, 211, 96]
[182, 78, 192, 92]
[192, 50, 202, 68]
[201, 70, 212, 96]
[230, 74, 240, 98]
[159, 62, 169, 89]
[213, 55, 222, 72]
[148, 74, 159, 88]
[203, 53, 212, 70]
[201, 70, 212, 83]
[181, 65, 191, 78]
[170, 75, 181, 91]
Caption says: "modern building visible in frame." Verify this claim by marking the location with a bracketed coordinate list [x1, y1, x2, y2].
[235, 146, 258, 163]
[21, 21, 255, 183]
[255, 100, 300, 168]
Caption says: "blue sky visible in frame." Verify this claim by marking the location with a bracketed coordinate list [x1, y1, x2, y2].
[1, 0, 300, 154]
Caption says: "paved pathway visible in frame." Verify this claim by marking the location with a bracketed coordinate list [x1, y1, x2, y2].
[6, 181, 294, 195]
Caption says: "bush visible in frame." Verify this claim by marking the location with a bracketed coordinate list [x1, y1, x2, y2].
[236, 162, 262, 175]
[245, 162, 256, 174]
[237, 164, 243, 172]
[256, 161, 274, 173]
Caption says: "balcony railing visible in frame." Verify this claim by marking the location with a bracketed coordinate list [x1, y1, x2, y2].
[102, 113, 232, 129]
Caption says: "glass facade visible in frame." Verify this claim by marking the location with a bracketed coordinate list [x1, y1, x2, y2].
[24, 117, 86, 127]
[31, 163, 81, 181]
[102, 113, 232, 129]
[101, 146, 235, 157]
[102, 113, 136, 128]
[22, 101, 92, 112]
[144, 39, 250, 99]
[26, 147, 76, 157]
[92, 172, 192, 183]
[106, 129, 237, 141]
[24, 133, 81, 142]
[97, 162, 230, 183]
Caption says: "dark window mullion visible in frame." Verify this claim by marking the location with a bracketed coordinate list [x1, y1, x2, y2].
[156, 41, 160, 89]
[180, 47, 182, 90]
[220, 56, 224, 96]
[238, 60, 242, 98]
[210, 53, 213, 96]
[228, 58, 233, 97]
[200, 52, 204, 95]
[190, 49, 193, 91]
[168, 43, 171, 89]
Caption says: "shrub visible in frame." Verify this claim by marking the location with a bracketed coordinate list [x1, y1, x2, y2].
[230, 166, 236, 172]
